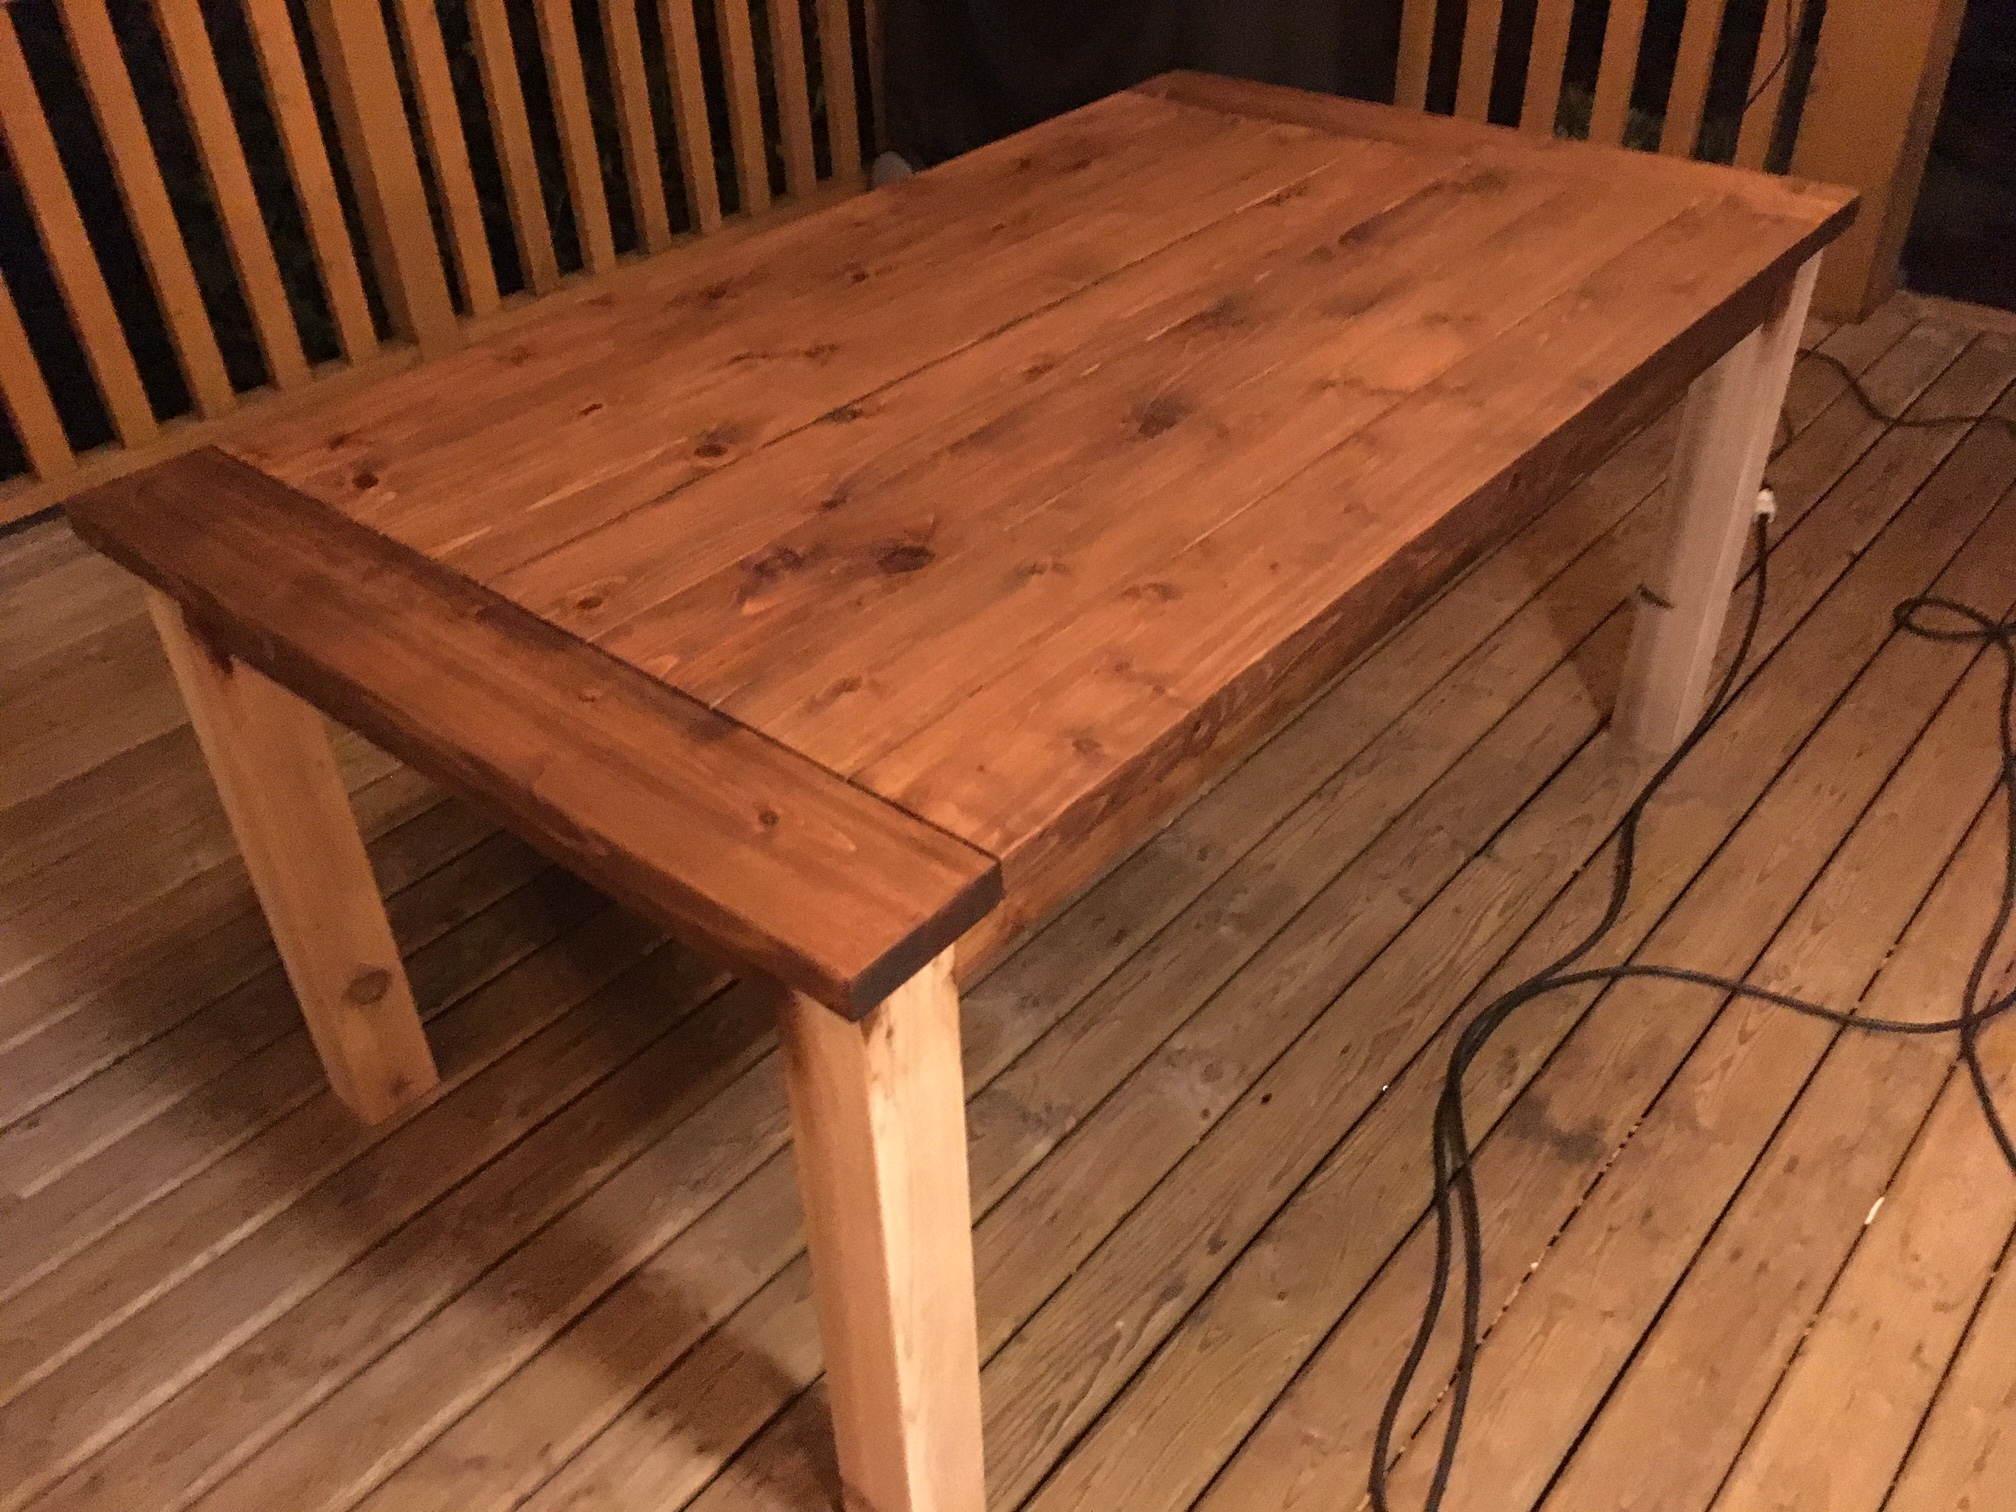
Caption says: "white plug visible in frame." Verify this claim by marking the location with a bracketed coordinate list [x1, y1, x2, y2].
[1756, 486, 1778, 519]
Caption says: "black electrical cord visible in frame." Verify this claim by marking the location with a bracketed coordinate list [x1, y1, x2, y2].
[1369, 360, 2016, 1512]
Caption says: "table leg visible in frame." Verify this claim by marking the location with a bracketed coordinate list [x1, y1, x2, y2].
[1615, 255, 1820, 753]
[144, 586, 439, 1124]
[776, 947, 986, 1512]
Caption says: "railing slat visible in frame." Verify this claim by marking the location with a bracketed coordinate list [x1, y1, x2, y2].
[1589, 0, 1650, 145]
[860, 0, 883, 154]
[301, 0, 462, 355]
[1453, 0, 1503, 121]
[389, 0, 502, 316]
[817, 0, 861, 177]
[0, 9, 158, 444]
[714, 0, 771, 214]
[1735, 0, 1793, 168]
[56, 0, 234, 419]
[1520, 0, 1576, 134]
[1395, 0, 1435, 111]
[150, 0, 310, 388]
[655, 0, 722, 232]
[534, 0, 617, 273]
[768, 0, 817, 194]
[598, 0, 672, 252]
[468, 0, 561, 291]
[0, 270, 76, 481]
[1661, 0, 1731, 155]
[243, 0, 378, 364]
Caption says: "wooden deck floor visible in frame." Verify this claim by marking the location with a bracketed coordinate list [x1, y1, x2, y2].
[4, 294, 2016, 1512]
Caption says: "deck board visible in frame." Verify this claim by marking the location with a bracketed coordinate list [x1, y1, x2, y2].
[3, 294, 2014, 1512]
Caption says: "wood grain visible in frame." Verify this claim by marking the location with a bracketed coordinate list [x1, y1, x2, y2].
[65, 451, 999, 1015]
[141, 588, 439, 1125]
[778, 950, 985, 1512]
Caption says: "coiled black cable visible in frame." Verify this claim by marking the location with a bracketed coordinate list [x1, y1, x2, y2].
[1370, 350, 2016, 1512]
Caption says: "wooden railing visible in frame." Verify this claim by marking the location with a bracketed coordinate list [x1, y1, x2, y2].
[0, 0, 1966, 529]
[0, 0, 875, 526]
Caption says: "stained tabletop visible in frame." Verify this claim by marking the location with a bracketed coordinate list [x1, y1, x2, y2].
[223, 72, 1855, 921]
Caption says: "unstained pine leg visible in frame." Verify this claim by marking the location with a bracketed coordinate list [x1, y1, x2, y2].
[777, 948, 987, 1512]
[145, 586, 439, 1124]
[1616, 255, 1821, 753]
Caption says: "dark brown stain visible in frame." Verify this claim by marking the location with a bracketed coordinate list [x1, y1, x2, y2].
[847, 266, 870, 284]
[1456, 166, 1511, 194]
[1023, 357, 1057, 380]
[503, 344, 535, 367]
[1504, 1093, 1608, 1165]
[803, 342, 839, 361]
[351, 469, 379, 491]
[1262, 180, 1314, 206]
[576, 593, 604, 612]
[757, 808, 780, 828]
[694, 442, 728, 459]
[1133, 393, 1190, 439]
[577, 400, 604, 417]
[326, 431, 357, 450]
[1124, 580, 1180, 603]
[820, 403, 864, 424]
[1072, 733, 1103, 757]
[702, 280, 732, 302]
[818, 485, 850, 512]
[877, 542, 934, 574]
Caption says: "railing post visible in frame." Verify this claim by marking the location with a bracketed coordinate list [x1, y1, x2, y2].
[1789, 0, 1970, 323]
[302, 0, 462, 357]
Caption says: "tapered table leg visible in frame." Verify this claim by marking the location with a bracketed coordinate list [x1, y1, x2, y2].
[145, 586, 439, 1124]
[1616, 255, 1821, 753]
[777, 947, 986, 1512]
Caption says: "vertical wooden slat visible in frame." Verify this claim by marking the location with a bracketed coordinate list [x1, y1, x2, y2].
[597, 0, 672, 253]
[1453, 0, 1504, 121]
[1395, 0, 1436, 111]
[1661, 0, 1733, 156]
[714, 0, 771, 214]
[533, 0, 617, 273]
[1589, 0, 1651, 145]
[389, 0, 501, 316]
[817, 0, 861, 179]
[467, 0, 560, 291]
[1734, 0, 1793, 168]
[241, 0, 378, 364]
[767, 0, 817, 195]
[860, 0, 883, 154]
[1791, 0, 1971, 321]
[149, 0, 310, 389]
[57, 0, 234, 420]
[655, 0, 722, 232]
[0, 10, 158, 444]
[302, 0, 461, 356]
[0, 271, 75, 481]
[1521, 0, 1577, 134]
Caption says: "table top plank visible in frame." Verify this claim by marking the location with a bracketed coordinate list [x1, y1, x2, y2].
[62, 450, 1002, 1016]
[855, 190, 1845, 862]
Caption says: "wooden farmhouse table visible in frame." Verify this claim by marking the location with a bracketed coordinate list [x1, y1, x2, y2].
[67, 73, 1853, 1512]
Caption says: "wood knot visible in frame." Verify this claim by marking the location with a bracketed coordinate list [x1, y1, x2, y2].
[877, 543, 934, 574]
[347, 968, 392, 1006]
